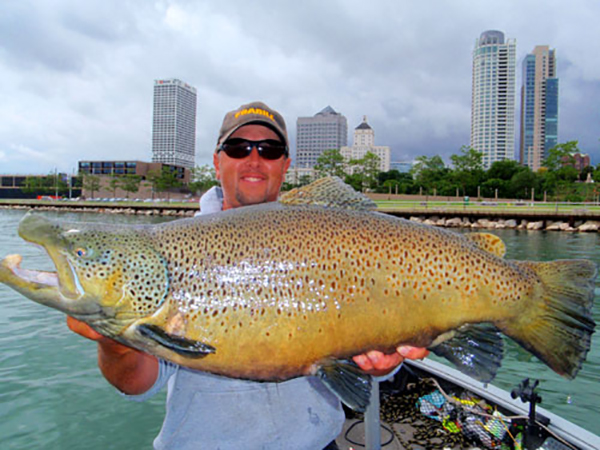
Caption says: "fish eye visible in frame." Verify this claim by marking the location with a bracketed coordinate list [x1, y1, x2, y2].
[75, 248, 87, 258]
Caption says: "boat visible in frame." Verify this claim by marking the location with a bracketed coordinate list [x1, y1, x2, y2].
[335, 359, 600, 450]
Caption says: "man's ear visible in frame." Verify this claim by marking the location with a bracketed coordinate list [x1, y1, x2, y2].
[283, 156, 292, 174]
[213, 152, 221, 180]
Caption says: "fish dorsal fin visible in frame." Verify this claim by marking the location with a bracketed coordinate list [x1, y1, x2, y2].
[465, 232, 506, 258]
[279, 176, 376, 210]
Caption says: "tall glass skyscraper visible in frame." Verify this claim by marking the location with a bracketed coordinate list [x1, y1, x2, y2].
[470, 30, 517, 169]
[295, 106, 348, 168]
[519, 46, 558, 171]
[152, 79, 197, 169]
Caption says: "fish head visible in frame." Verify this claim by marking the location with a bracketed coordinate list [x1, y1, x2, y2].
[1, 213, 168, 335]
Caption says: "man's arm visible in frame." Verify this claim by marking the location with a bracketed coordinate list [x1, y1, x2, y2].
[67, 317, 159, 395]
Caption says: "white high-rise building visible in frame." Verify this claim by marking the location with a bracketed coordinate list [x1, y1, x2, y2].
[152, 79, 197, 169]
[470, 30, 517, 169]
[340, 116, 390, 173]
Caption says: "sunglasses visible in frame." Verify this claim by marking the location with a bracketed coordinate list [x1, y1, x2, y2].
[218, 138, 288, 160]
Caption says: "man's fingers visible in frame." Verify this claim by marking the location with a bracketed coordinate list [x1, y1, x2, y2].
[352, 354, 374, 371]
[397, 346, 429, 360]
[66, 316, 103, 341]
[366, 350, 402, 370]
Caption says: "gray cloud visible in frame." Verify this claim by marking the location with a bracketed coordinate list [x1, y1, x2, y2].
[0, 0, 599, 174]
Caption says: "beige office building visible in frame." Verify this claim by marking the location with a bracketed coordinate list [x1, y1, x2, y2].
[340, 117, 390, 173]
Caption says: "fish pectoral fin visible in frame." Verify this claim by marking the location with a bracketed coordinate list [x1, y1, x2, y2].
[429, 323, 504, 384]
[315, 359, 372, 412]
[137, 324, 216, 358]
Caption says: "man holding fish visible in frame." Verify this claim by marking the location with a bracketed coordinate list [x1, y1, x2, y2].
[68, 101, 428, 450]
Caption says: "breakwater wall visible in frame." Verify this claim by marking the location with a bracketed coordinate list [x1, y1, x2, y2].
[3, 202, 600, 232]
[403, 215, 600, 232]
[382, 208, 600, 232]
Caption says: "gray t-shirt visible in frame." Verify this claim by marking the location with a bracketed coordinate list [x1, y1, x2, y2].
[128, 187, 345, 450]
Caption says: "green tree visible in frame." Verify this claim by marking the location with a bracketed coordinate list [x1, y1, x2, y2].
[450, 146, 484, 172]
[484, 159, 529, 198]
[410, 155, 454, 195]
[592, 163, 600, 185]
[410, 155, 445, 179]
[343, 173, 364, 192]
[543, 141, 579, 172]
[22, 177, 47, 196]
[347, 152, 381, 191]
[314, 149, 347, 179]
[119, 175, 142, 199]
[188, 165, 218, 194]
[450, 146, 485, 197]
[481, 178, 509, 199]
[82, 174, 101, 199]
[377, 170, 414, 194]
[147, 167, 182, 200]
[510, 169, 539, 200]
[109, 176, 120, 198]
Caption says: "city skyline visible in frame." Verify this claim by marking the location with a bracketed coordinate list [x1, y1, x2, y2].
[1, 1, 599, 175]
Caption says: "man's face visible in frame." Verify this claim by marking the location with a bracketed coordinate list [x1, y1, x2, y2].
[213, 124, 291, 210]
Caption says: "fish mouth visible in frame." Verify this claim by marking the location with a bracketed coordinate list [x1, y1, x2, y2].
[1, 253, 59, 288]
[0, 213, 100, 317]
[17, 213, 84, 300]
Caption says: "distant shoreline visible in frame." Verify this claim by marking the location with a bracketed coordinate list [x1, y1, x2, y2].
[2, 202, 600, 232]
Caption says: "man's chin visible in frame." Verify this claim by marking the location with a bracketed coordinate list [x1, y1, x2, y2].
[236, 192, 270, 207]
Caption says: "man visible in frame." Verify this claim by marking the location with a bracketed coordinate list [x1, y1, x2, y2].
[68, 101, 428, 449]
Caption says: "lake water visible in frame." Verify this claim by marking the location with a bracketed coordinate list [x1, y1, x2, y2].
[0, 209, 599, 449]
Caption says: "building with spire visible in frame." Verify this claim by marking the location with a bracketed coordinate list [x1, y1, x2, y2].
[340, 116, 390, 173]
[470, 30, 517, 169]
[295, 106, 348, 168]
[519, 45, 558, 171]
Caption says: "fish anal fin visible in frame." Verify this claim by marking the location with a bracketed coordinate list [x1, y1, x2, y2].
[429, 323, 504, 383]
[315, 359, 372, 412]
[465, 232, 506, 258]
[279, 176, 376, 210]
[137, 324, 216, 358]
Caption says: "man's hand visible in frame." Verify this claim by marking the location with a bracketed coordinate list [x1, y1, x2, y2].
[352, 346, 429, 377]
[67, 316, 131, 357]
[67, 316, 104, 341]
[66, 317, 159, 394]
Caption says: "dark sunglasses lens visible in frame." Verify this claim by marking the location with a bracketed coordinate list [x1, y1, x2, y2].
[221, 139, 286, 160]
[257, 141, 287, 160]
[221, 142, 251, 159]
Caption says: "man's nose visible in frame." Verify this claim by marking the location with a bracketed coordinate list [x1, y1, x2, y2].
[245, 146, 261, 164]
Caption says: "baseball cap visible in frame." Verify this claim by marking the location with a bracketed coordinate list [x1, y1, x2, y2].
[216, 101, 289, 150]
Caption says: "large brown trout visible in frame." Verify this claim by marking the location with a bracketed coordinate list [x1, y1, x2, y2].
[0, 177, 596, 410]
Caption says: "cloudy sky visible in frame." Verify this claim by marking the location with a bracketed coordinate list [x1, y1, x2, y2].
[1, 0, 599, 175]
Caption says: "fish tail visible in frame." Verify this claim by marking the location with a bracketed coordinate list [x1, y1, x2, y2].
[505, 259, 597, 379]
